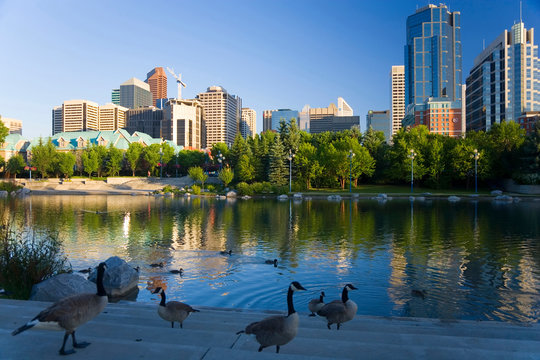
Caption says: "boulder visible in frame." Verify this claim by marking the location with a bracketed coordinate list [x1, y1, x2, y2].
[293, 193, 303, 199]
[491, 190, 503, 196]
[377, 193, 388, 200]
[494, 195, 513, 202]
[22, 187, 31, 195]
[241, 195, 251, 200]
[409, 196, 415, 201]
[277, 194, 288, 200]
[448, 196, 461, 202]
[327, 195, 342, 201]
[30, 273, 96, 302]
[0, 191, 8, 198]
[416, 196, 426, 201]
[89, 256, 139, 298]
[226, 190, 237, 198]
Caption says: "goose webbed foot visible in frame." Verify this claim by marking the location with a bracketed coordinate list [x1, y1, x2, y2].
[59, 349, 76, 356]
[309, 313, 316, 317]
[337, 323, 341, 330]
[171, 322, 174, 328]
[72, 332, 90, 348]
[180, 322, 183, 329]
[258, 345, 264, 352]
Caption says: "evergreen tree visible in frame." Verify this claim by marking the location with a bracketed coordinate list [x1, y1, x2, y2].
[268, 134, 287, 186]
[229, 133, 249, 169]
[236, 154, 254, 183]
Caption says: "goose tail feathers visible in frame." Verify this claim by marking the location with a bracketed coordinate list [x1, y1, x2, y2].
[12, 320, 38, 336]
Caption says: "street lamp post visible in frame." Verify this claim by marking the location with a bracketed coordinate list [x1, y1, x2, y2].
[348, 150, 355, 193]
[217, 151, 224, 171]
[159, 147, 163, 179]
[287, 149, 295, 193]
[471, 149, 480, 193]
[408, 149, 417, 193]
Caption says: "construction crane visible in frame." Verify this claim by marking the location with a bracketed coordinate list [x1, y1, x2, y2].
[166, 67, 187, 100]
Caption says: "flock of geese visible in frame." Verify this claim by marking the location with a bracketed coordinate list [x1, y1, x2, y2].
[11, 262, 359, 355]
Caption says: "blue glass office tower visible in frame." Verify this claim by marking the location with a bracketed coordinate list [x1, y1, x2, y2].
[405, 4, 462, 107]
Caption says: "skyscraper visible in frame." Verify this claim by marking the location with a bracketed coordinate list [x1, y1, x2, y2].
[390, 65, 405, 137]
[366, 110, 391, 141]
[271, 109, 299, 131]
[59, 100, 99, 133]
[111, 89, 120, 105]
[466, 22, 540, 131]
[146, 67, 168, 107]
[405, 4, 462, 107]
[163, 99, 203, 149]
[125, 107, 163, 139]
[196, 86, 241, 148]
[262, 110, 275, 132]
[98, 104, 128, 131]
[241, 108, 256, 138]
[119, 77, 153, 109]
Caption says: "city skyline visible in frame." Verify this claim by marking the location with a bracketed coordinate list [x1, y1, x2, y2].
[1, 0, 539, 139]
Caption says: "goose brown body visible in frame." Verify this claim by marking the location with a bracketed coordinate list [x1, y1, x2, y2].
[317, 284, 357, 330]
[308, 291, 325, 316]
[153, 287, 199, 328]
[12, 262, 108, 355]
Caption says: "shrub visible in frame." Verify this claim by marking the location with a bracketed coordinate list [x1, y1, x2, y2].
[0, 226, 71, 299]
[251, 182, 264, 194]
[0, 181, 22, 193]
[262, 182, 273, 193]
[513, 173, 540, 185]
[236, 182, 254, 196]
[191, 184, 201, 195]
[206, 184, 215, 192]
[274, 185, 289, 195]
[162, 185, 176, 193]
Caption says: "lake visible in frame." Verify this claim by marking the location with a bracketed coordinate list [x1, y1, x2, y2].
[2, 195, 539, 323]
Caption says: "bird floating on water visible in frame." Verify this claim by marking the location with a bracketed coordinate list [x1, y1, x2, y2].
[149, 262, 164, 268]
[219, 250, 232, 256]
[264, 259, 278, 267]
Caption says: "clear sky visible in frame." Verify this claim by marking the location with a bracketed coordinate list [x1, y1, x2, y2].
[1, 0, 539, 139]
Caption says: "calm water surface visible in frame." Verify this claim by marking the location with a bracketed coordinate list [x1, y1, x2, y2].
[3, 195, 539, 323]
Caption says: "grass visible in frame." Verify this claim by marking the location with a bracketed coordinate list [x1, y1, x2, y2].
[300, 184, 492, 196]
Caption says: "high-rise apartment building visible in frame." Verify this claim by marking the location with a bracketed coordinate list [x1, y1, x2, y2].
[405, 4, 462, 107]
[0, 116, 22, 135]
[125, 107, 163, 139]
[119, 77, 153, 109]
[146, 67, 168, 107]
[391, 65, 405, 136]
[98, 104, 128, 131]
[366, 110, 391, 141]
[196, 86, 241, 148]
[466, 22, 540, 131]
[111, 89, 120, 105]
[60, 100, 99, 133]
[162, 99, 204, 149]
[241, 108, 256, 138]
[263, 110, 275, 132]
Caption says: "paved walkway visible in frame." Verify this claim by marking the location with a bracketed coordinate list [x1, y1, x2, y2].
[1, 299, 539, 359]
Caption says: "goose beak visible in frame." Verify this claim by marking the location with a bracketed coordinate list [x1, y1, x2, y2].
[349, 285, 358, 290]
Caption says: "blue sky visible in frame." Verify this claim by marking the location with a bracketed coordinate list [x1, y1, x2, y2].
[1, 0, 539, 139]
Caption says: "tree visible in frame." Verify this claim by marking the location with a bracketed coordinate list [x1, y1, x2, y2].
[126, 142, 143, 176]
[218, 167, 234, 187]
[81, 149, 98, 178]
[488, 121, 526, 178]
[55, 152, 76, 178]
[177, 150, 206, 176]
[106, 145, 123, 176]
[349, 145, 375, 186]
[0, 121, 8, 144]
[93, 145, 108, 178]
[229, 133, 249, 170]
[210, 143, 230, 167]
[236, 154, 254, 183]
[30, 138, 57, 178]
[296, 142, 322, 189]
[188, 166, 208, 189]
[143, 144, 161, 176]
[5, 155, 25, 179]
[268, 134, 287, 186]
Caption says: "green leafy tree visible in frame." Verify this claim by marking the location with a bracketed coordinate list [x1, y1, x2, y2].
[0, 121, 8, 144]
[126, 142, 143, 176]
[177, 150, 206, 175]
[93, 145, 108, 178]
[5, 155, 25, 179]
[81, 149, 98, 177]
[143, 144, 161, 176]
[218, 167, 234, 187]
[210, 143, 230, 168]
[106, 145, 123, 176]
[424, 135, 446, 187]
[295, 142, 322, 189]
[188, 166, 208, 188]
[268, 134, 287, 186]
[350, 145, 375, 186]
[488, 121, 526, 178]
[30, 138, 57, 178]
[55, 152, 76, 178]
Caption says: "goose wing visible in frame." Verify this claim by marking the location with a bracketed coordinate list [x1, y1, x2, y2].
[316, 301, 345, 317]
[35, 293, 105, 330]
[245, 315, 285, 335]
[166, 301, 198, 313]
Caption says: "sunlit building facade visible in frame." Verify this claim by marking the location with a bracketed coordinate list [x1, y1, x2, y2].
[241, 108, 256, 138]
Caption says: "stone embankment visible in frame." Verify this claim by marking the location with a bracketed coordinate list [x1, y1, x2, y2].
[1, 298, 539, 359]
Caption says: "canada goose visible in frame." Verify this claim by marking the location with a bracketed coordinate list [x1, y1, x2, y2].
[264, 259, 278, 267]
[12, 262, 108, 355]
[237, 281, 306, 353]
[78, 267, 92, 274]
[149, 262, 164, 268]
[169, 268, 184, 275]
[220, 250, 232, 256]
[308, 291, 325, 316]
[133, 266, 140, 272]
[152, 287, 199, 328]
[317, 284, 357, 330]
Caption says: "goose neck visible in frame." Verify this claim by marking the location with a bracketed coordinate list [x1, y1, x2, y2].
[287, 287, 296, 316]
[341, 286, 349, 303]
[96, 266, 106, 297]
[159, 291, 167, 306]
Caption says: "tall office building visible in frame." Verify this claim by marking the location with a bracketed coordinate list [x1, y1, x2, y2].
[60, 100, 99, 133]
[119, 77, 153, 109]
[405, 4, 462, 107]
[391, 65, 405, 136]
[337, 97, 353, 116]
[111, 89, 120, 105]
[163, 99, 203, 149]
[466, 22, 540, 131]
[299, 105, 310, 132]
[196, 86, 241, 148]
[309, 98, 359, 134]
[271, 109, 299, 131]
[52, 106, 63, 135]
[241, 108, 256, 138]
[262, 110, 275, 132]
[125, 107, 163, 139]
[98, 104, 128, 131]
[146, 67, 168, 107]
[366, 110, 391, 141]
